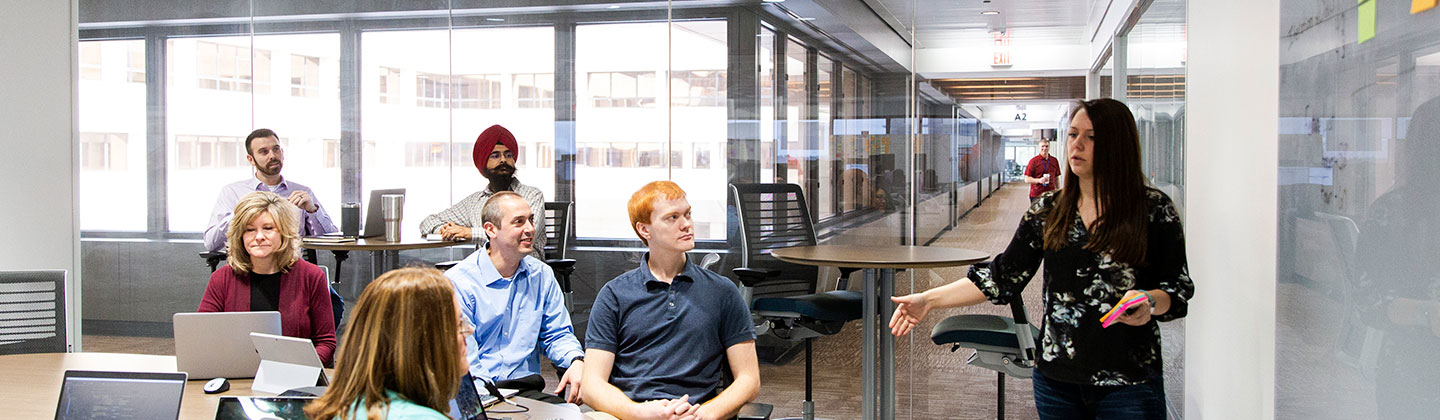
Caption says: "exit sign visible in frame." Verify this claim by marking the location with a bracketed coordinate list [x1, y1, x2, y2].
[992, 31, 1011, 67]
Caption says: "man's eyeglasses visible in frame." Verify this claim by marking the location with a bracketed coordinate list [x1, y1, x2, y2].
[458, 319, 476, 338]
[488, 151, 516, 160]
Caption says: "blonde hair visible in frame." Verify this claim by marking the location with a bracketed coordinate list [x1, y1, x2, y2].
[225, 191, 301, 276]
[305, 267, 465, 420]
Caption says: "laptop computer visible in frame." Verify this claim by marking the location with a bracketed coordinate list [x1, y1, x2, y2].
[250, 332, 329, 394]
[54, 370, 187, 420]
[173, 312, 282, 380]
[363, 188, 405, 238]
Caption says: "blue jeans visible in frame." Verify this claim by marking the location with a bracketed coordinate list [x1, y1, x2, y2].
[1032, 371, 1167, 420]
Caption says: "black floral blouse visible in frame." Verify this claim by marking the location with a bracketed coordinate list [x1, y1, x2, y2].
[970, 188, 1195, 386]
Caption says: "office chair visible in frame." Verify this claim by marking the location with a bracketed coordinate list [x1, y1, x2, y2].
[199, 249, 346, 331]
[434, 202, 575, 309]
[928, 259, 1038, 420]
[0, 270, 68, 354]
[729, 183, 863, 420]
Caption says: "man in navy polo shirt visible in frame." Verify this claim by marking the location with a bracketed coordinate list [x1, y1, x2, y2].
[581, 181, 760, 420]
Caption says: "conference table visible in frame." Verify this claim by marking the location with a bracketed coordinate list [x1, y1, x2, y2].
[771, 245, 989, 420]
[0, 352, 582, 420]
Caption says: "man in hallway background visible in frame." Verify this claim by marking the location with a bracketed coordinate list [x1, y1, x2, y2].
[204, 128, 338, 252]
[1024, 140, 1061, 202]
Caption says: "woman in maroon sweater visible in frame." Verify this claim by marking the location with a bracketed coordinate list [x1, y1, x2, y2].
[199, 191, 336, 366]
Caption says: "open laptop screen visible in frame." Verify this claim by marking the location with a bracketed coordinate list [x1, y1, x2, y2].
[55, 370, 186, 420]
[214, 397, 312, 420]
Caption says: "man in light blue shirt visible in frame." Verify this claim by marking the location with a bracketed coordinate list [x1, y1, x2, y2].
[203, 128, 337, 252]
[445, 191, 585, 405]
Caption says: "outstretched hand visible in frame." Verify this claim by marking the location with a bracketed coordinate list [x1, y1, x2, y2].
[889, 294, 931, 336]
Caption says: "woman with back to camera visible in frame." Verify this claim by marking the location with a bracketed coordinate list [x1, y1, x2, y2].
[889, 98, 1195, 419]
[199, 191, 336, 366]
[306, 267, 470, 420]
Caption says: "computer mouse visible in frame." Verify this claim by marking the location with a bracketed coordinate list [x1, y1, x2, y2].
[204, 377, 230, 394]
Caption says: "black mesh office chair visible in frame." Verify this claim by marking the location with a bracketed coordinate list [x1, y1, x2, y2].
[730, 183, 862, 420]
[928, 259, 1038, 420]
[541, 201, 577, 311]
[200, 249, 345, 331]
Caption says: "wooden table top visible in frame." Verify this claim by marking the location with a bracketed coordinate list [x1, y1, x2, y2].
[0, 352, 583, 420]
[770, 245, 989, 269]
[0, 352, 256, 419]
[300, 236, 464, 251]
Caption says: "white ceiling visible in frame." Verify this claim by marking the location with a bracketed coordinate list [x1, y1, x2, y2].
[871, 0, 1094, 46]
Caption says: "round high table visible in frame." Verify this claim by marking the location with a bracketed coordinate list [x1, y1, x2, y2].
[771, 245, 989, 420]
[302, 236, 463, 280]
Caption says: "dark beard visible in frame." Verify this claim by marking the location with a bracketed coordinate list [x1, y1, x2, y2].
[483, 163, 516, 192]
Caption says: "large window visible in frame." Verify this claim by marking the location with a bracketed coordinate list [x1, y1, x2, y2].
[786, 38, 809, 192]
[78, 39, 147, 232]
[362, 27, 555, 236]
[515, 73, 554, 108]
[195, 41, 270, 93]
[588, 71, 657, 108]
[816, 54, 835, 219]
[290, 54, 320, 98]
[576, 21, 728, 240]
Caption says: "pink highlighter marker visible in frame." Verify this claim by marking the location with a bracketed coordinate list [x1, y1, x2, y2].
[1100, 293, 1150, 328]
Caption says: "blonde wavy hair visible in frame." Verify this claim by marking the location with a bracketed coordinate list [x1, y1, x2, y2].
[305, 267, 465, 420]
[225, 191, 301, 276]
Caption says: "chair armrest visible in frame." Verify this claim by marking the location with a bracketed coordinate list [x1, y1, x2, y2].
[733, 267, 781, 287]
[545, 259, 577, 292]
[738, 402, 773, 420]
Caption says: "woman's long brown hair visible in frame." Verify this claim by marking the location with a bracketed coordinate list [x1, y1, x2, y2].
[1043, 98, 1151, 265]
[305, 267, 465, 420]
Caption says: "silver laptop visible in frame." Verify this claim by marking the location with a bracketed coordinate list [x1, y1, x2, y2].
[363, 188, 405, 238]
[173, 312, 282, 380]
[55, 370, 187, 420]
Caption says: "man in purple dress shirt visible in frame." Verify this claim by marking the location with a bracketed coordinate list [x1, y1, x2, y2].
[204, 129, 338, 252]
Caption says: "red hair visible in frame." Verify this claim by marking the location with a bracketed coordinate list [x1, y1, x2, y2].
[628, 181, 687, 245]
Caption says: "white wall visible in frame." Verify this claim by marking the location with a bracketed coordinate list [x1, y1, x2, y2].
[1184, 0, 1278, 418]
[0, 0, 81, 350]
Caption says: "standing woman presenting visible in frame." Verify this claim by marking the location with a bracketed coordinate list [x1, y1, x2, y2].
[890, 98, 1194, 419]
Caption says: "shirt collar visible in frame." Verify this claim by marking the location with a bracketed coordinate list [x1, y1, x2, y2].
[639, 252, 697, 289]
[475, 245, 528, 287]
[247, 176, 288, 191]
[482, 179, 522, 195]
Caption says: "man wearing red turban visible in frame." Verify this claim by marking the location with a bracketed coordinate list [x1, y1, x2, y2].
[419, 124, 547, 259]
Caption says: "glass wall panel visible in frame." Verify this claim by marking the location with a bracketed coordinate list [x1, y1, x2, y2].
[575, 20, 727, 240]
[166, 35, 260, 233]
[361, 29, 451, 237]
[78, 39, 147, 232]
[785, 38, 808, 188]
[251, 33, 341, 233]
[450, 26, 556, 202]
[759, 27, 777, 183]
[815, 54, 835, 219]
[1278, 1, 1440, 418]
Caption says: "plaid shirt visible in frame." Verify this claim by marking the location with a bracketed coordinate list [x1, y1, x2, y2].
[419, 179, 546, 260]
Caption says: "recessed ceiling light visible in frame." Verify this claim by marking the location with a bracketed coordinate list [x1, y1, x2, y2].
[797, 17, 815, 21]
[981, 10, 1000, 15]
[607, 5, 620, 8]
[762, 0, 785, 3]
[486, 17, 505, 22]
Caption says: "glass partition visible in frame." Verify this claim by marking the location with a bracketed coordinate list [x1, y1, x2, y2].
[1278, 1, 1440, 418]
